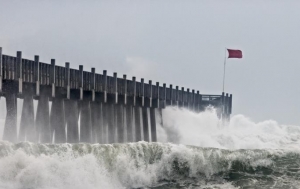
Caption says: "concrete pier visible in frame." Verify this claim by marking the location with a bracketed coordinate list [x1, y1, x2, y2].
[0, 47, 233, 144]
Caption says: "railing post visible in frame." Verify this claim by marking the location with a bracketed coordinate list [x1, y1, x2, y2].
[34, 55, 40, 96]
[141, 78, 144, 106]
[65, 62, 70, 99]
[181, 87, 184, 107]
[133, 77, 136, 106]
[169, 84, 173, 106]
[114, 72, 118, 104]
[163, 83, 166, 108]
[17, 51, 23, 94]
[79, 65, 83, 100]
[199, 93, 202, 112]
[156, 82, 159, 108]
[149, 80, 152, 107]
[91, 68, 95, 101]
[196, 90, 200, 112]
[192, 89, 195, 111]
[0, 47, 2, 93]
[50, 59, 55, 97]
[175, 86, 179, 107]
[123, 74, 127, 105]
[103, 70, 107, 103]
[187, 88, 190, 109]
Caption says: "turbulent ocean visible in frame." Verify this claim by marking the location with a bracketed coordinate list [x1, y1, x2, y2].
[1, 107, 300, 189]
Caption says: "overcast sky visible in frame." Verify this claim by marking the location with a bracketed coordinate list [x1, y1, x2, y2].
[0, 0, 299, 125]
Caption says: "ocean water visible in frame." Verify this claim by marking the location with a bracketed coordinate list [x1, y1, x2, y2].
[0, 107, 300, 189]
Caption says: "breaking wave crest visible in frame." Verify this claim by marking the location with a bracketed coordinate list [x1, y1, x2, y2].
[0, 141, 300, 189]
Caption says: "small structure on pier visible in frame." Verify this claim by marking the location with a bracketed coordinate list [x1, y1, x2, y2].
[0, 48, 232, 143]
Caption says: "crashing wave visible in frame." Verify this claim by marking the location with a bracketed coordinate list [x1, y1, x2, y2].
[0, 141, 300, 189]
[1, 106, 300, 188]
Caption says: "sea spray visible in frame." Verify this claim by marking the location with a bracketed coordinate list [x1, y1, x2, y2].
[160, 107, 300, 149]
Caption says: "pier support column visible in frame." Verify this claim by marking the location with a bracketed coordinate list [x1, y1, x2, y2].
[50, 98, 66, 143]
[80, 101, 92, 143]
[116, 104, 124, 143]
[126, 105, 133, 142]
[107, 104, 116, 143]
[65, 100, 79, 143]
[134, 106, 141, 142]
[102, 103, 109, 144]
[3, 93, 17, 143]
[142, 107, 149, 142]
[98, 103, 105, 144]
[150, 108, 157, 142]
[91, 102, 102, 143]
[158, 108, 163, 127]
[19, 94, 35, 142]
[36, 88, 51, 143]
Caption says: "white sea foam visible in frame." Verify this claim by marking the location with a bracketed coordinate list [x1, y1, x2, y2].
[159, 106, 300, 150]
[0, 146, 123, 189]
[1, 106, 300, 188]
[0, 141, 289, 189]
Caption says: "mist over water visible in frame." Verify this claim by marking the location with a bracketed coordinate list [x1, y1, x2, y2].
[1, 106, 300, 189]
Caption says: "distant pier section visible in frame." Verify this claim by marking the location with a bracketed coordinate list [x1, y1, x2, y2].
[0, 47, 232, 143]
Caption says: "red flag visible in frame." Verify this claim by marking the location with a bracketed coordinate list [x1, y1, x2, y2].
[227, 49, 242, 58]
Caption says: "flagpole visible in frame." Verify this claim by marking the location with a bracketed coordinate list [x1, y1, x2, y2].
[222, 48, 227, 93]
